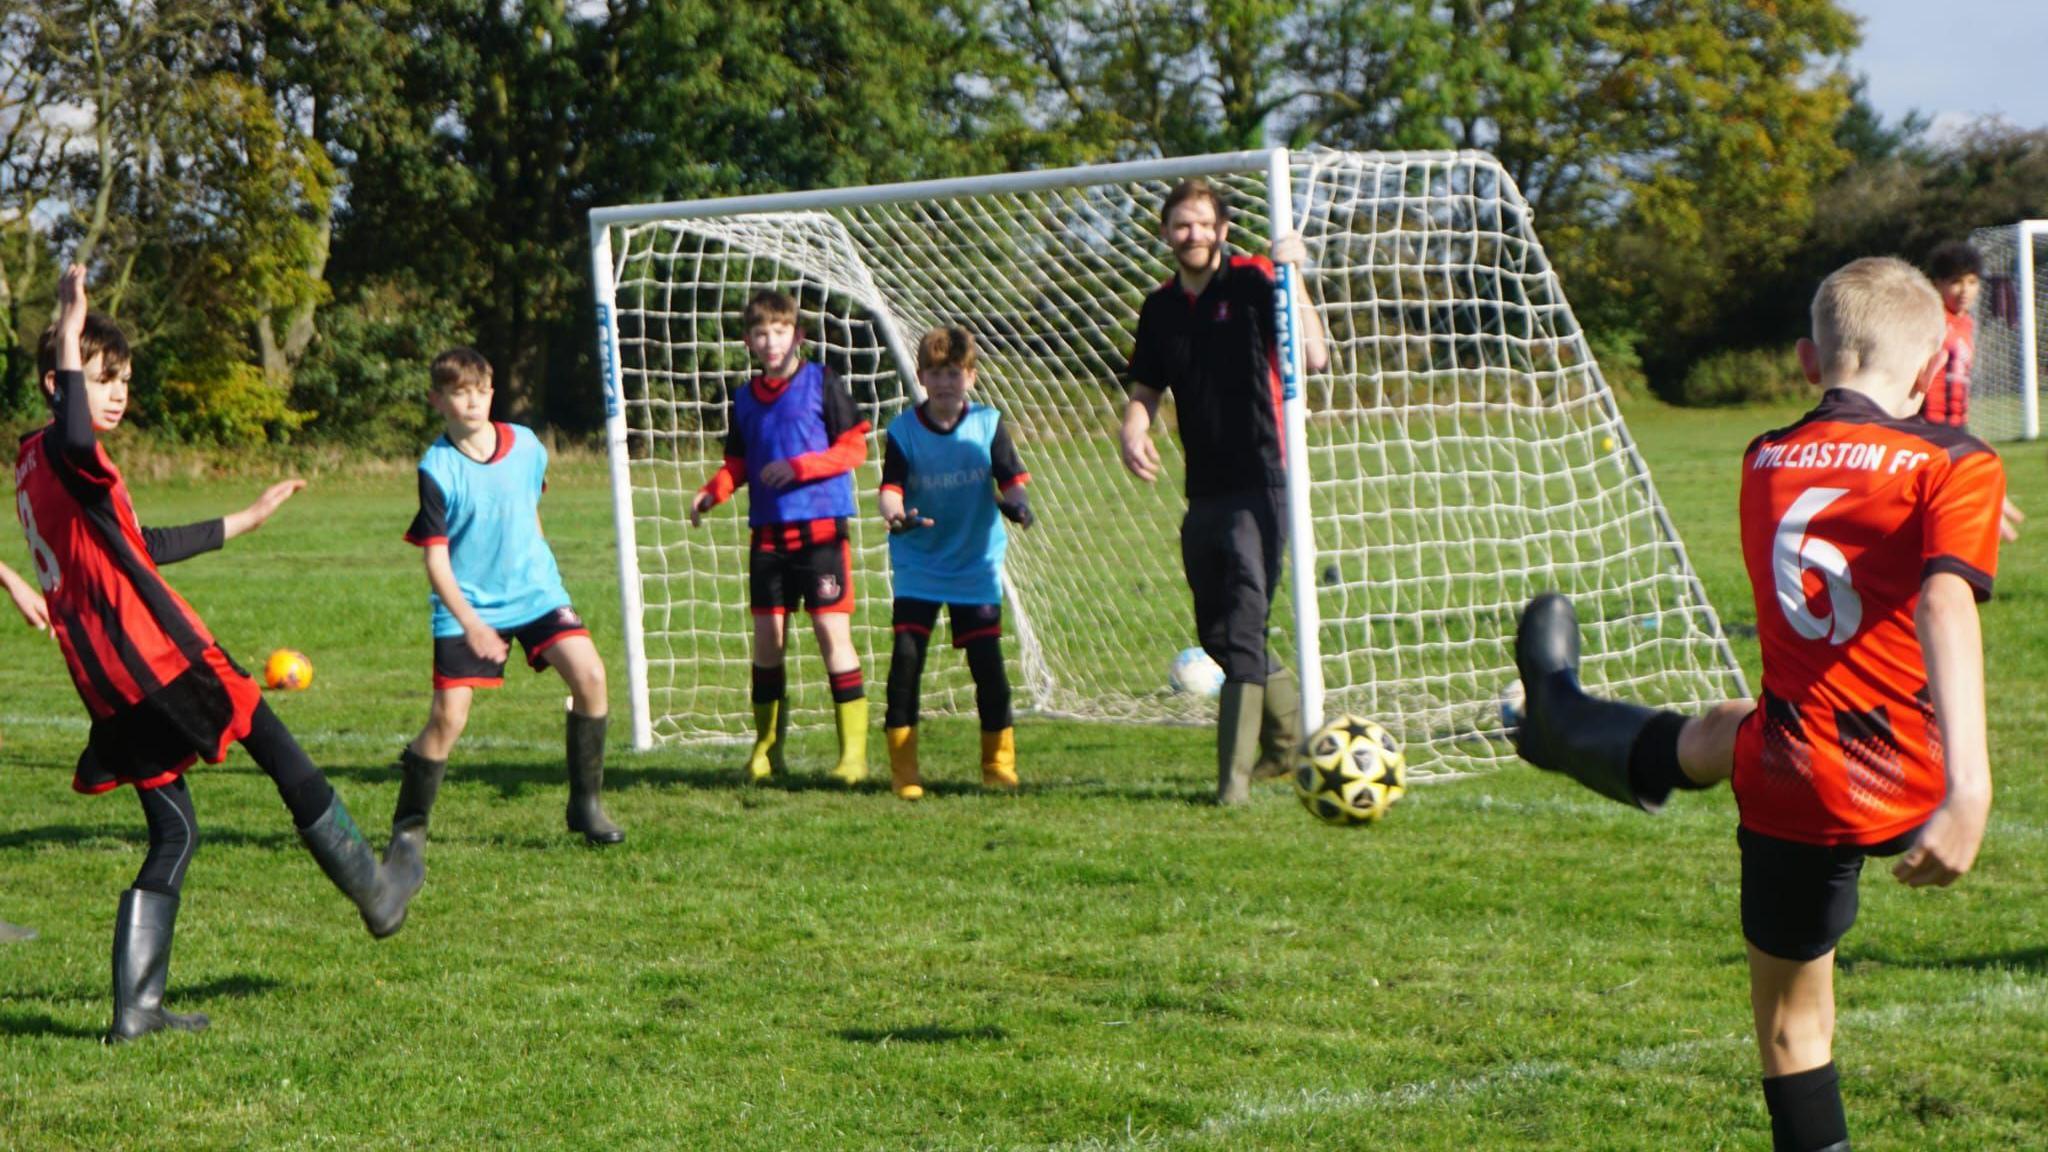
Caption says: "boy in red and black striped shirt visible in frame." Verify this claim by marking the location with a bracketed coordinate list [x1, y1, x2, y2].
[1512, 257, 2003, 1152]
[17, 266, 423, 1042]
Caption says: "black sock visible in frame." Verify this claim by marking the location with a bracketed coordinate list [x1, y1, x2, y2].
[829, 668, 865, 704]
[885, 628, 930, 729]
[751, 663, 786, 705]
[1625, 712, 1705, 804]
[1761, 1062, 1849, 1152]
[964, 636, 1012, 731]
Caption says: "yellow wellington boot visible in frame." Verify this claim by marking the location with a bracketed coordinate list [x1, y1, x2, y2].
[980, 728, 1018, 790]
[887, 727, 923, 801]
[829, 697, 870, 785]
[746, 698, 787, 783]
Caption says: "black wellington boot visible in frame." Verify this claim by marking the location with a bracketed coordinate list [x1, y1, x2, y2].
[1252, 664, 1301, 780]
[386, 747, 447, 874]
[106, 889, 209, 1043]
[1216, 681, 1264, 806]
[300, 795, 424, 938]
[1513, 593, 1666, 812]
[566, 711, 624, 845]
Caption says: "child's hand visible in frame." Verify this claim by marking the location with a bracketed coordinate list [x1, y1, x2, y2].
[56, 264, 87, 370]
[1119, 425, 1160, 482]
[223, 479, 307, 541]
[1892, 791, 1990, 887]
[998, 489, 1034, 529]
[1272, 233, 1310, 267]
[758, 460, 797, 489]
[2000, 495, 2024, 542]
[6, 580, 49, 634]
[464, 621, 510, 664]
[887, 508, 933, 534]
[689, 490, 715, 527]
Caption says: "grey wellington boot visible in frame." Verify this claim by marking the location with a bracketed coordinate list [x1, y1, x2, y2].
[106, 888, 209, 1043]
[566, 711, 624, 845]
[1216, 681, 1265, 806]
[1513, 593, 1666, 812]
[300, 795, 424, 938]
[386, 747, 447, 874]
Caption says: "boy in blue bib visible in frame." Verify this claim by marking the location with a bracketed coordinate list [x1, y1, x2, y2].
[878, 327, 1034, 799]
[692, 292, 873, 783]
[391, 348, 623, 857]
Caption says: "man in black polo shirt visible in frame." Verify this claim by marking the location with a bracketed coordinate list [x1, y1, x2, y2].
[1122, 178, 1329, 805]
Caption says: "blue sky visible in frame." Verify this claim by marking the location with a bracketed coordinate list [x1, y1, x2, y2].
[1844, 0, 2048, 134]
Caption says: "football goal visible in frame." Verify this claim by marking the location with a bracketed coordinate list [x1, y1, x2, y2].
[1967, 219, 2046, 443]
[588, 148, 1748, 778]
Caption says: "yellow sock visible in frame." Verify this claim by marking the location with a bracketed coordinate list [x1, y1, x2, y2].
[886, 727, 922, 801]
[830, 697, 869, 784]
[981, 728, 1017, 790]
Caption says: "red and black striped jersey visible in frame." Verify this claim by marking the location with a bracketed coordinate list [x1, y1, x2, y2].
[13, 426, 235, 723]
[1920, 309, 1974, 428]
[1734, 389, 2005, 846]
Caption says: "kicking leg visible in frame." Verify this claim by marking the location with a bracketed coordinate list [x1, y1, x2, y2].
[747, 613, 789, 782]
[815, 611, 867, 785]
[544, 634, 622, 844]
[108, 776, 209, 1041]
[1514, 593, 1737, 810]
[243, 701, 423, 938]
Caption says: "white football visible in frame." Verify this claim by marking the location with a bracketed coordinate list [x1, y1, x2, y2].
[1168, 647, 1225, 697]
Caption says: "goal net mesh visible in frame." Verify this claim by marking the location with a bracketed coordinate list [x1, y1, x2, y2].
[597, 150, 1747, 777]
[1967, 223, 2045, 443]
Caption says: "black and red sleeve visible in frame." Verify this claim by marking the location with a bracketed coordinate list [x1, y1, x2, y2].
[1921, 448, 2006, 601]
[1126, 296, 1166, 393]
[990, 414, 1028, 492]
[47, 369, 117, 492]
[880, 430, 910, 498]
[788, 367, 870, 482]
[405, 471, 449, 547]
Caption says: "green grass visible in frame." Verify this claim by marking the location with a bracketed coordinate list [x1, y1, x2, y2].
[3, 400, 2046, 1150]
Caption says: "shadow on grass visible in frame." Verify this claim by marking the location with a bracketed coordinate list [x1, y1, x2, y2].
[316, 757, 1219, 806]
[836, 1023, 1009, 1045]
[0, 824, 296, 852]
[1840, 945, 2048, 976]
[184, 973, 285, 1003]
[0, 1010, 103, 1040]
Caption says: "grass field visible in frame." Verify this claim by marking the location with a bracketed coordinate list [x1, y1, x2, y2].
[2, 400, 2045, 1150]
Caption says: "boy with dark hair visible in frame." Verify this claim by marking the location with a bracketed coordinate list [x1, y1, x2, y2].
[389, 347, 623, 856]
[18, 266, 423, 1041]
[1, 558, 49, 943]
[1119, 178, 1329, 805]
[691, 291, 873, 784]
[877, 326, 1034, 800]
[1514, 256, 2003, 1152]
[1920, 239, 1983, 430]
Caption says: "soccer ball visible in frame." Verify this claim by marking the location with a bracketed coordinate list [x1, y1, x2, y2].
[1168, 646, 1225, 697]
[1294, 715, 1407, 825]
[264, 648, 314, 691]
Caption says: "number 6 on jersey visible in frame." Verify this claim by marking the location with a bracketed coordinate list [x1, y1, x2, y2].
[1773, 486, 1861, 645]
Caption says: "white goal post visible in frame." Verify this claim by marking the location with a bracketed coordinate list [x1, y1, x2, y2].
[588, 148, 1748, 778]
[1966, 219, 2046, 443]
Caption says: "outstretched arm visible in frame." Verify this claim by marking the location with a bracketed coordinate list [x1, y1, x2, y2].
[0, 561, 49, 633]
[1894, 572, 1992, 887]
[224, 479, 306, 541]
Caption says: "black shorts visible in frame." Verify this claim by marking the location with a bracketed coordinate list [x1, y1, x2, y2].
[433, 606, 589, 689]
[892, 598, 1002, 647]
[1739, 824, 1924, 961]
[74, 650, 263, 794]
[750, 540, 854, 616]
[1181, 487, 1287, 684]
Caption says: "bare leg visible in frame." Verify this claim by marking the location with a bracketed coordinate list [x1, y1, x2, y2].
[1678, 698, 1754, 787]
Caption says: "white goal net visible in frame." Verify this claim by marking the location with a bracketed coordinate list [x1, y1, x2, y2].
[1966, 221, 2045, 443]
[590, 149, 1747, 777]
